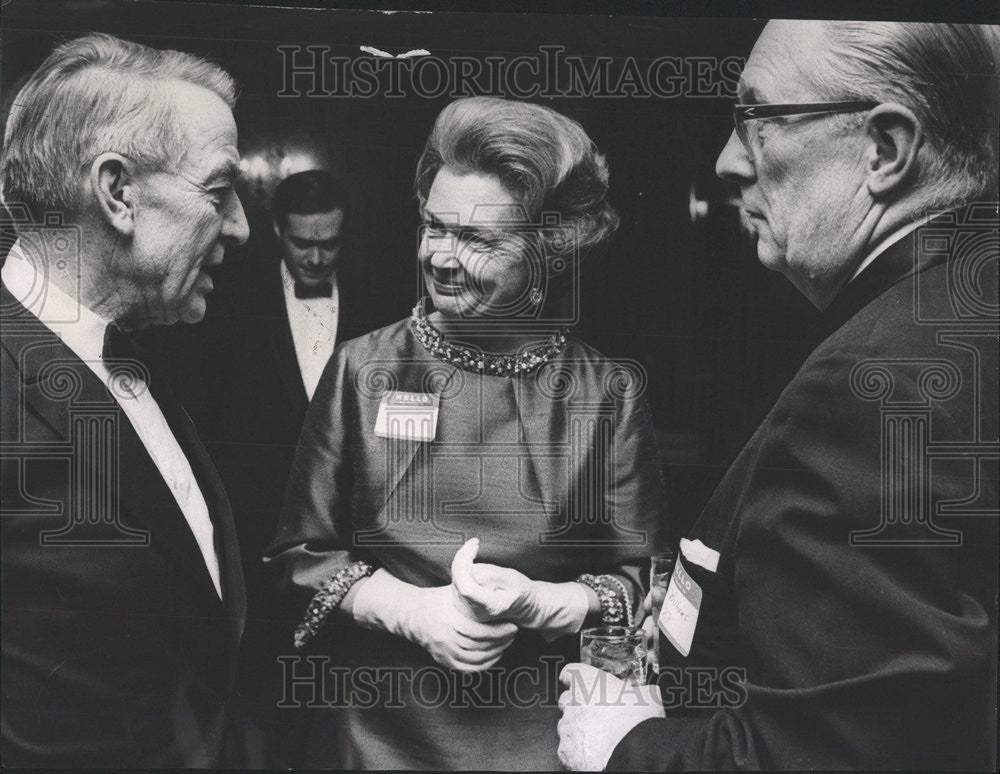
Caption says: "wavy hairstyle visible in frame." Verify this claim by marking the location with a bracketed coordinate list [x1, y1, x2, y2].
[415, 97, 619, 273]
[1, 33, 237, 221]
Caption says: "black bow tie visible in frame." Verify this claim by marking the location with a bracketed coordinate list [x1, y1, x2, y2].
[102, 325, 161, 388]
[295, 282, 333, 299]
[102, 324, 141, 362]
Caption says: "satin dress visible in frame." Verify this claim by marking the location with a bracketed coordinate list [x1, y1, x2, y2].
[267, 318, 667, 769]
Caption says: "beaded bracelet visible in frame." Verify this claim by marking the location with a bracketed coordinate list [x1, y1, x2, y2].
[602, 574, 635, 627]
[294, 560, 375, 649]
[576, 573, 632, 626]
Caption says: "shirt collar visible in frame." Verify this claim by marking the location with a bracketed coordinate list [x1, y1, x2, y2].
[1, 239, 111, 364]
[849, 214, 934, 283]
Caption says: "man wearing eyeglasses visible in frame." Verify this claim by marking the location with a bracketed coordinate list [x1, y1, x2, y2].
[1, 34, 252, 767]
[558, 20, 998, 771]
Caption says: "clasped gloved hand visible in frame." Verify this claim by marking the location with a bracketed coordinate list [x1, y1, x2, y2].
[450, 537, 589, 640]
[352, 567, 518, 672]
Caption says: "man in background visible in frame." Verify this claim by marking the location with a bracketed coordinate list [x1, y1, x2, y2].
[558, 20, 999, 771]
[172, 168, 372, 766]
[270, 170, 355, 402]
[1, 33, 251, 767]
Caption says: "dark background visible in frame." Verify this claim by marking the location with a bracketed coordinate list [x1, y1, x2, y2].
[1, 0, 828, 534]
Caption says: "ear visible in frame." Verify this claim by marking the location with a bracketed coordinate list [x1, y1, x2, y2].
[272, 217, 283, 240]
[863, 103, 923, 198]
[89, 153, 137, 237]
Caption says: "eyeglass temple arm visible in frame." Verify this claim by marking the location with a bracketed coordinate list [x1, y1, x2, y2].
[734, 101, 880, 120]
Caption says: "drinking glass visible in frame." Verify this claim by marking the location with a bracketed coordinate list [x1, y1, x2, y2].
[580, 626, 646, 685]
[648, 551, 675, 673]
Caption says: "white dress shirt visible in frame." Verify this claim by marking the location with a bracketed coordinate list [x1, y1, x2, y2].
[280, 260, 339, 400]
[2, 244, 223, 599]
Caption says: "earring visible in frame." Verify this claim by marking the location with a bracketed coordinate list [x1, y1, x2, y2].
[529, 288, 543, 305]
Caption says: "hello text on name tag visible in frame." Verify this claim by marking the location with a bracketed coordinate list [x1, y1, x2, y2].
[657, 558, 702, 658]
[374, 390, 440, 442]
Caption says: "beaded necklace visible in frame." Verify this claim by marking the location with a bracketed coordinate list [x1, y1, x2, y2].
[409, 298, 568, 377]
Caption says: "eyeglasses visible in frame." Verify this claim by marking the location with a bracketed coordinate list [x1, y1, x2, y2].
[733, 100, 880, 151]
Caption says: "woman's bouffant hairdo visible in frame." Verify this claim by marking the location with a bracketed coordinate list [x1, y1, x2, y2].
[415, 97, 619, 267]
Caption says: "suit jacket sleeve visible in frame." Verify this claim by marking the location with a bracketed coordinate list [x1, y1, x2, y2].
[608, 344, 996, 771]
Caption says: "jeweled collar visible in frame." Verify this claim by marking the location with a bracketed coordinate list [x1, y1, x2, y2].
[409, 298, 568, 377]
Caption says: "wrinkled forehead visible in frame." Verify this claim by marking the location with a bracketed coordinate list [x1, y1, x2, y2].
[424, 168, 527, 227]
[163, 79, 239, 176]
[739, 20, 829, 103]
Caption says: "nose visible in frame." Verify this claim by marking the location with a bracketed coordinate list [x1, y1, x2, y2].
[420, 228, 460, 269]
[429, 250, 460, 270]
[715, 130, 756, 186]
[222, 192, 250, 246]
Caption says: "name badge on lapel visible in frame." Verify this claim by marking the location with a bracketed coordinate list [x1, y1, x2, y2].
[657, 558, 702, 658]
[374, 391, 440, 442]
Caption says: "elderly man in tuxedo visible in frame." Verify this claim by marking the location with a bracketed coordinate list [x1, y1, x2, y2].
[558, 20, 999, 771]
[1, 33, 251, 767]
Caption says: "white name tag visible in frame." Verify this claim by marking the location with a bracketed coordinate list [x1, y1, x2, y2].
[374, 391, 440, 442]
[657, 559, 702, 658]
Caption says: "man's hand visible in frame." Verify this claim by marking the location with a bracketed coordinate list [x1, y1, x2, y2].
[352, 568, 517, 672]
[557, 663, 665, 771]
[450, 538, 589, 638]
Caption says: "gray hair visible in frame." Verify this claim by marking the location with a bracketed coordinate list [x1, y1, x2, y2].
[1, 33, 237, 219]
[415, 97, 619, 266]
[814, 22, 1000, 208]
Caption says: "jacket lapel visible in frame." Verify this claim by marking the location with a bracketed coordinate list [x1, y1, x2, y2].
[262, 264, 308, 415]
[153, 385, 246, 643]
[2, 286, 236, 619]
[335, 267, 361, 345]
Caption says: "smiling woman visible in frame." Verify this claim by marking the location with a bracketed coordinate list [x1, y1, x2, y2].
[415, 97, 619, 337]
[266, 96, 669, 770]
[419, 167, 530, 322]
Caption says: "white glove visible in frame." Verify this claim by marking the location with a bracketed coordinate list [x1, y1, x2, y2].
[352, 568, 517, 672]
[450, 538, 589, 640]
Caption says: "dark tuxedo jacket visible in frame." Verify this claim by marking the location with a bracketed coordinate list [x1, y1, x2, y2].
[0, 286, 247, 768]
[608, 207, 999, 770]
